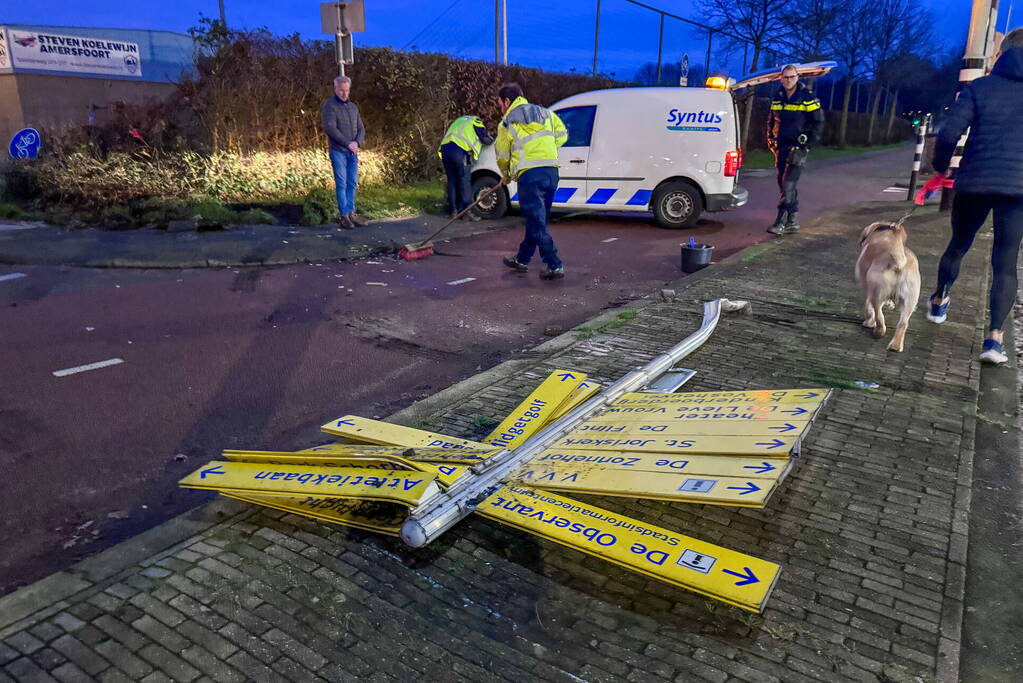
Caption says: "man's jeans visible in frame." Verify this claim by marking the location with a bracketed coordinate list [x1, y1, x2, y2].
[515, 167, 562, 270]
[329, 148, 359, 216]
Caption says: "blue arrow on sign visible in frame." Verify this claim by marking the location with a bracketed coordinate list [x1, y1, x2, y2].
[781, 407, 808, 416]
[755, 439, 786, 449]
[768, 423, 797, 433]
[336, 419, 355, 426]
[722, 566, 760, 586]
[796, 391, 820, 399]
[727, 482, 761, 495]
[557, 373, 576, 382]
[743, 462, 777, 474]
[200, 465, 226, 479]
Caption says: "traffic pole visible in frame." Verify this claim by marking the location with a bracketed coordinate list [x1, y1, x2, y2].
[906, 116, 928, 200]
[940, 0, 1000, 211]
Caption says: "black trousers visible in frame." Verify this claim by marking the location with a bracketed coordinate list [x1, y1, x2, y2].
[935, 192, 1023, 331]
[774, 146, 803, 212]
[441, 145, 472, 214]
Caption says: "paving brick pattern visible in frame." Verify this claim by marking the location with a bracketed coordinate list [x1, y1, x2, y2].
[0, 203, 988, 681]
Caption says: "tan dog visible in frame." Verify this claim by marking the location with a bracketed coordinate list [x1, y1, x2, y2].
[855, 220, 921, 352]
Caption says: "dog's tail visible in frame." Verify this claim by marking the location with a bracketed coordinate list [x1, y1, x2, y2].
[887, 225, 909, 271]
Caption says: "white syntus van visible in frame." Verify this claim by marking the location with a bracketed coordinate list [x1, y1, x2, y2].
[471, 82, 746, 229]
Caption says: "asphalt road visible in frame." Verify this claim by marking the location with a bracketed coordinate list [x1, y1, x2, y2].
[0, 146, 911, 595]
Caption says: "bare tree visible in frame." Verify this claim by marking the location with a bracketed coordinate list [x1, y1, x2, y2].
[828, 0, 880, 147]
[699, 0, 794, 149]
[865, 0, 933, 142]
[778, 0, 841, 62]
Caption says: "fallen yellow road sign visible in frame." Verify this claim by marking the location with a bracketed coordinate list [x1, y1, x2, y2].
[551, 434, 798, 457]
[179, 461, 441, 507]
[220, 493, 405, 535]
[544, 380, 601, 425]
[508, 467, 775, 507]
[224, 449, 411, 470]
[321, 415, 491, 450]
[485, 370, 588, 449]
[529, 449, 791, 479]
[301, 443, 498, 463]
[568, 418, 813, 438]
[592, 401, 821, 422]
[615, 388, 830, 406]
[221, 450, 470, 488]
[475, 485, 780, 612]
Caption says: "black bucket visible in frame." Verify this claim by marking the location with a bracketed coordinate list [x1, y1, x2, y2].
[680, 243, 714, 273]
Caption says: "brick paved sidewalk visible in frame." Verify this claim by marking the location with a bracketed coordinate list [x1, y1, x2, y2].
[0, 201, 997, 682]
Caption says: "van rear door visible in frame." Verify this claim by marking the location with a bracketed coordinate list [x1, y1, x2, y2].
[552, 105, 597, 206]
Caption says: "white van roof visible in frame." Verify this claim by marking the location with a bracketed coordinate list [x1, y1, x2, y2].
[552, 86, 732, 109]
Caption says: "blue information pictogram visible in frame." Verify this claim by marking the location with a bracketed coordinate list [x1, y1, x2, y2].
[9, 128, 41, 159]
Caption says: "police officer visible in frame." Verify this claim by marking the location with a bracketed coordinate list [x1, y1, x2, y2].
[439, 115, 493, 219]
[495, 83, 568, 280]
[766, 65, 825, 235]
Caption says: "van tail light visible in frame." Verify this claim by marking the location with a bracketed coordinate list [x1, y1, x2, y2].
[724, 149, 742, 177]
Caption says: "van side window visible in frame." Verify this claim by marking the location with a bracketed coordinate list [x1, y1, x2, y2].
[554, 105, 596, 147]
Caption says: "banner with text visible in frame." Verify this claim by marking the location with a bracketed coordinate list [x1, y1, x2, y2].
[3, 28, 142, 78]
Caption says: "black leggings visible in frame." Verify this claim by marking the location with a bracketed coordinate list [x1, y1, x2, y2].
[934, 192, 1023, 331]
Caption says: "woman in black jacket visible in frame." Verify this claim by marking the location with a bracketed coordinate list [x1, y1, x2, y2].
[929, 29, 1023, 365]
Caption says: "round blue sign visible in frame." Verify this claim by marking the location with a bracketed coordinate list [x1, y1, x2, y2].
[9, 128, 41, 159]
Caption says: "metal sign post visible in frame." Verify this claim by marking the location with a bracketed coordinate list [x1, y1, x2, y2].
[320, 1, 365, 77]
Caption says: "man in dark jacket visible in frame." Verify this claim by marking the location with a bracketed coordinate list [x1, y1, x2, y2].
[928, 28, 1023, 365]
[321, 76, 367, 229]
[766, 65, 825, 235]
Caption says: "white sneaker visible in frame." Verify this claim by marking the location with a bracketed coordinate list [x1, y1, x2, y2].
[979, 339, 1008, 365]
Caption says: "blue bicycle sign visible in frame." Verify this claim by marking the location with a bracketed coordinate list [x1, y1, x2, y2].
[9, 128, 41, 159]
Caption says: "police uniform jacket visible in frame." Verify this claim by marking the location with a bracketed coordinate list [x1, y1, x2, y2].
[767, 82, 825, 152]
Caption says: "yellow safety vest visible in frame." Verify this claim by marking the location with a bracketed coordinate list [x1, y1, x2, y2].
[495, 96, 568, 181]
[438, 115, 485, 160]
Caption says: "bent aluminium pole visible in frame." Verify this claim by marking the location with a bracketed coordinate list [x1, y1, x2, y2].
[400, 298, 751, 548]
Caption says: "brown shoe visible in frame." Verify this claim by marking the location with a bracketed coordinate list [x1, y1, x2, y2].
[348, 213, 369, 227]
[338, 215, 354, 229]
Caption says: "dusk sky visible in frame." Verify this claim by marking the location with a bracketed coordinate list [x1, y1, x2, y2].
[4, 1, 1019, 78]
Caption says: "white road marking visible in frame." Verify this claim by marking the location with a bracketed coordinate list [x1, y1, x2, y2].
[882, 187, 905, 193]
[53, 358, 124, 377]
[0, 272, 27, 282]
[601, 238, 619, 243]
[366, 282, 387, 286]
[447, 277, 477, 286]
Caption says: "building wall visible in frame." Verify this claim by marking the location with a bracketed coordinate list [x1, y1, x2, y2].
[3, 72, 176, 144]
[0, 75, 23, 147]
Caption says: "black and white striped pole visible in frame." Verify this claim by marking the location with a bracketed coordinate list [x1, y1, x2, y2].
[940, 0, 1000, 211]
[906, 114, 930, 200]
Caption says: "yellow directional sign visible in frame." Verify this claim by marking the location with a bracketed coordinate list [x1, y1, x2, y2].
[221, 451, 471, 489]
[543, 380, 601, 425]
[568, 418, 813, 439]
[485, 370, 588, 449]
[223, 449, 412, 471]
[529, 449, 791, 479]
[615, 388, 830, 406]
[220, 493, 406, 536]
[475, 485, 781, 612]
[551, 434, 799, 457]
[301, 443, 498, 463]
[508, 467, 775, 507]
[321, 415, 491, 451]
[592, 401, 821, 422]
[179, 461, 441, 507]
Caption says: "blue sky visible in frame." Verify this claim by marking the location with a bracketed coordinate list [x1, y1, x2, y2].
[4, 0, 1018, 78]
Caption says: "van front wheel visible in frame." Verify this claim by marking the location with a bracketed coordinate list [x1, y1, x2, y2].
[470, 176, 508, 220]
[653, 182, 703, 229]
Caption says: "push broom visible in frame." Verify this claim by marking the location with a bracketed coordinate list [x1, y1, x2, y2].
[398, 179, 506, 261]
